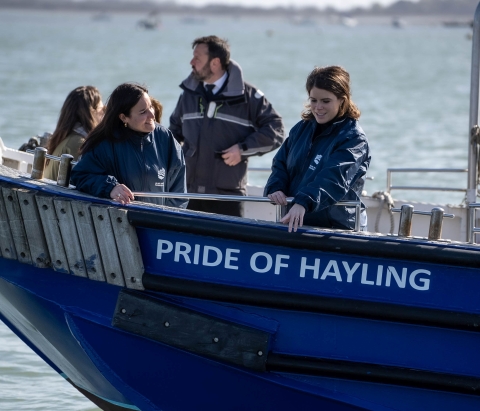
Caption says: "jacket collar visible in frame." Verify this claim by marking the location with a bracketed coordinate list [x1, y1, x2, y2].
[181, 59, 245, 98]
[309, 116, 348, 137]
[113, 126, 153, 145]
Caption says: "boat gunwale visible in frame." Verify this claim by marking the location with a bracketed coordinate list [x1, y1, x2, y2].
[1, 168, 479, 270]
[128, 208, 480, 269]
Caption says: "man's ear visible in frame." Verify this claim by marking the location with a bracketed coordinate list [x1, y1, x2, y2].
[210, 57, 221, 72]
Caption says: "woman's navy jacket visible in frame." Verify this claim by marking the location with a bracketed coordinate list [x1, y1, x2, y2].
[71, 124, 187, 208]
[264, 117, 370, 230]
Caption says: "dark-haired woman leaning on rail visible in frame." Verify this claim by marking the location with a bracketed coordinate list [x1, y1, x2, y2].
[264, 66, 370, 232]
[71, 82, 187, 208]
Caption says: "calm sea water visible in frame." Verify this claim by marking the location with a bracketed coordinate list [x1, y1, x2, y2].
[0, 8, 475, 410]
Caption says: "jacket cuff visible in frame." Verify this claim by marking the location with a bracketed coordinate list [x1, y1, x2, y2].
[102, 176, 118, 198]
[293, 193, 314, 213]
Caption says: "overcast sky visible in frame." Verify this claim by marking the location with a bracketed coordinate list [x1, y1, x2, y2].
[173, 0, 418, 11]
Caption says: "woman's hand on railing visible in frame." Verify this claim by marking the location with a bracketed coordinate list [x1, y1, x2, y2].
[110, 184, 134, 205]
[268, 190, 288, 206]
[280, 203, 305, 233]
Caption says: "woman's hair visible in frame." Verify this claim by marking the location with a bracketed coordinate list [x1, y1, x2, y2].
[80, 82, 148, 154]
[301, 66, 360, 121]
[150, 97, 163, 123]
[47, 86, 102, 155]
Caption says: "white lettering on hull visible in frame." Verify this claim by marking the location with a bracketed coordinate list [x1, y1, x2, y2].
[156, 239, 431, 291]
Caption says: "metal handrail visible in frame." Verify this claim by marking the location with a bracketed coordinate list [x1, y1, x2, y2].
[386, 168, 468, 194]
[391, 208, 455, 219]
[468, 202, 480, 243]
[134, 191, 282, 203]
[132, 191, 362, 231]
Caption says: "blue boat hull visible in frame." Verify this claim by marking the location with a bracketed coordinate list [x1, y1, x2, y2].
[1, 169, 480, 410]
[1, 249, 480, 411]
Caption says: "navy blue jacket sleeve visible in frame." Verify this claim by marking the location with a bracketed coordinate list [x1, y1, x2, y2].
[263, 137, 291, 196]
[70, 143, 118, 199]
[263, 121, 305, 196]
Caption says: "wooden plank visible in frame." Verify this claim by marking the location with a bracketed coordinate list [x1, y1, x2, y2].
[90, 205, 125, 287]
[71, 201, 105, 282]
[35, 195, 70, 274]
[17, 189, 51, 268]
[1, 186, 32, 265]
[53, 199, 87, 277]
[108, 208, 144, 290]
[0, 184, 16, 260]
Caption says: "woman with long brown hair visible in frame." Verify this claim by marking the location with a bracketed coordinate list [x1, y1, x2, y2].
[44, 85, 104, 180]
[71, 82, 186, 208]
[265, 66, 370, 232]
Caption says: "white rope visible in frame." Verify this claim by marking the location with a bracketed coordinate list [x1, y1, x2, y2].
[371, 191, 395, 234]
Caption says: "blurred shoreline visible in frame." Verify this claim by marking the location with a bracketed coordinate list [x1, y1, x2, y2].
[0, 0, 476, 25]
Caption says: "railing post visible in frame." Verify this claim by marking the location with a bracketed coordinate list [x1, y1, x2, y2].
[468, 204, 476, 243]
[398, 204, 414, 237]
[354, 203, 361, 232]
[30, 147, 47, 180]
[428, 207, 444, 241]
[275, 205, 288, 222]
[57, 154, 74, 187]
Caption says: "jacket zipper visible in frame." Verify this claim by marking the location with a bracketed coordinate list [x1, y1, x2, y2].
[141, 138, 147, 192]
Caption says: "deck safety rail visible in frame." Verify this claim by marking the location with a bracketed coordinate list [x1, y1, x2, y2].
[468, 202, 480, 243]
[132, 191, 362, 232]
[386, 168, 468, 194]
[30, 149, 362, 230]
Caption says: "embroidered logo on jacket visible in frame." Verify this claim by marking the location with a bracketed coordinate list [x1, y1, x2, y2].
[309, 154, 323, 170]
[158, 168, 165, 180]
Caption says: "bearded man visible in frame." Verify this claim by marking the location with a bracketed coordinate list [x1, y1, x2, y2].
[169, 35, 285, 217]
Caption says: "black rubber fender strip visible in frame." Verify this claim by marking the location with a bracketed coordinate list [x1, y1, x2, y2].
[266, 353, 480, 396]
[142, 273, 480, 332]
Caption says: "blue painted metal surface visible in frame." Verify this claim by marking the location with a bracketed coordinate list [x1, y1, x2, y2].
[138, 227, 475, 311]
